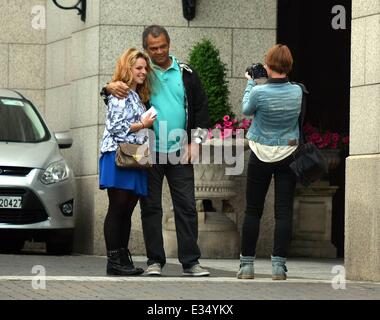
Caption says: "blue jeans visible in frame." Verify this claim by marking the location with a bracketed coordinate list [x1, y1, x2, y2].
[241, 151, 296, 258]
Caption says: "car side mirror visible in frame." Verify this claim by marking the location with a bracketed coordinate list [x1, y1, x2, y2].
[54, 131, 73, 149]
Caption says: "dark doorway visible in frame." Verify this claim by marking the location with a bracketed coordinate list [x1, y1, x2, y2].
[277, 0, 352, 257]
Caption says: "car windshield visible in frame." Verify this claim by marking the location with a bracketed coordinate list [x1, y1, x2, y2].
[0, 98, 48, 143]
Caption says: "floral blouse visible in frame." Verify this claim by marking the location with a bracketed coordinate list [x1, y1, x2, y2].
[100, 91, 147, 154]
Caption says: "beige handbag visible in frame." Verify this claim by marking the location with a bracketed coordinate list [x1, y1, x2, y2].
[115, 143, 152, 170]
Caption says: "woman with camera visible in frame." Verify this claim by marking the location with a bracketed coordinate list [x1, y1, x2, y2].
[237, 44, 302, 280]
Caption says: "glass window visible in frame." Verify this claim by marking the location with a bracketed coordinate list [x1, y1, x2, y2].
[0, 99, 49, 143]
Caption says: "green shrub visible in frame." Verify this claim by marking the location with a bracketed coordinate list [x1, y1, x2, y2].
[188, 39, 233, 126]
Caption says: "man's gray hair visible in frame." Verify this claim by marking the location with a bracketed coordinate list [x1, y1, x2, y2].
[142, 25, 170, 49]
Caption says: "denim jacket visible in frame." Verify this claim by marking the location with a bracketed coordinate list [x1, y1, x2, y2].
[100, 91, 147, 154]
[242, 78, 302, 146]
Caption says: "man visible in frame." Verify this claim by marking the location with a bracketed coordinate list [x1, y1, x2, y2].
[101, 25, 210, 276]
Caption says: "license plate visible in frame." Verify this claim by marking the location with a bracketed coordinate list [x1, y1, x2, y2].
[0, 196, 22, 209]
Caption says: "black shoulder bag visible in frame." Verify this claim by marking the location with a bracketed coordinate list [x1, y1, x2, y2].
[289, 83, 328, 187]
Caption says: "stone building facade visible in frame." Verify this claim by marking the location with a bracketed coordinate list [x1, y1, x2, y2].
[345, 0, 380, 281]
[0, 0, 378, 281]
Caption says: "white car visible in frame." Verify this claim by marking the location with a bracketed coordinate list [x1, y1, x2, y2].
[0, 89, 76, 254]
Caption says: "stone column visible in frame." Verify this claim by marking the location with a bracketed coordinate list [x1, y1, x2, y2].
[346, 0, 380, 281]
[45, 0, 102, 254]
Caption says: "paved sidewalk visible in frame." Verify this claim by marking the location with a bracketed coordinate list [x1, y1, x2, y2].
[0, 252, 379, 300]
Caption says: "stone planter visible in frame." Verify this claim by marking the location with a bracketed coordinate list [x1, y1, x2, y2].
[289, 181, 338, 258]
[321, 149, 342, 172]
[288, 149, 342, 258]
[163, 138, 248, 258]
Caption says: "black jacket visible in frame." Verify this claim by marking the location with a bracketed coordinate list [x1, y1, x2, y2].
[100, 60, 210, 141]
[179, 62, 210, 139]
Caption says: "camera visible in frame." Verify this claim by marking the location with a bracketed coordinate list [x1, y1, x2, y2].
[246, 63, 268, 79]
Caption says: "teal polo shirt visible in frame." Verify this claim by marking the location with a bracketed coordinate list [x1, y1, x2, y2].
[149, 56, 186, 153]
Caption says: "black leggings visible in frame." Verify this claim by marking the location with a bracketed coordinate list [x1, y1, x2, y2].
[104, 188, 139, 251]
[241, 152, 296, 258]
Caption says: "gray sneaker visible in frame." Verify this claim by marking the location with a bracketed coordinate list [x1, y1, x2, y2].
[145, 263, 162, 276]
[182, 264, 210, 277]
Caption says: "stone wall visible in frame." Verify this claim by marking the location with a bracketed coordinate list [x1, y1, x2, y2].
[45, 0, 101, 254]
[0, 0, 46, 115]
[345, 0, 380, 281]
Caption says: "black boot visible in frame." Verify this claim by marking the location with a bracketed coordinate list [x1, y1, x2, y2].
[120, 248, 144, 275]
[106, 249, 143, 276]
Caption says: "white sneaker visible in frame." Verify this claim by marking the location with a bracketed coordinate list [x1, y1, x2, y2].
[182, 264, 210, 277]
[145, 263, 162, 276]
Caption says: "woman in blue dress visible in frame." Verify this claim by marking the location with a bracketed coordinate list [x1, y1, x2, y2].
[99, 48, 156, 276]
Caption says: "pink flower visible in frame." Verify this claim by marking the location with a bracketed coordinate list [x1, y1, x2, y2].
[302, 122, 349, 150]
[242, 119, 251, 126]
[209, 115, 253, 140]
[303, 123, 317, 135]
[332, 133, 340, 142]
[311, 133, 322, 143]
[322, 132, 331, 145]
[223, 129, 233, 139]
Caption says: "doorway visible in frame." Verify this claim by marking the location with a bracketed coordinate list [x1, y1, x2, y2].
[277, 0, 352, 257]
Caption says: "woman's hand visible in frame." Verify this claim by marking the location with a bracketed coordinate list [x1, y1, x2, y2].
[245, 72, 253, 81]
[141, 115, 157, 128]
[106, 81, 129, 99]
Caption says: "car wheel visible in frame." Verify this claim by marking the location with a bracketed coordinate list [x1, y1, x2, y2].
[0, 240, 25, 254]
[46, 230, 73, 255]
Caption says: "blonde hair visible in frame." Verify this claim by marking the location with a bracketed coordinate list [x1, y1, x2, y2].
[265, 44, 293, 75]
[111, 48, 152, 103]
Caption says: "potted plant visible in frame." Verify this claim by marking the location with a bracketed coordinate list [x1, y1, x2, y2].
[188, 39, 232, 126]
[303, 122, 349, 171]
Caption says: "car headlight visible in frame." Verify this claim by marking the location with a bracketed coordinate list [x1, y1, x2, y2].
[41, 159, 70, 184]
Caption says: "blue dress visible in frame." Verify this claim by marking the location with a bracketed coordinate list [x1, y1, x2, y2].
[99, 151, 148, 197]
[99, 91, 149, 197]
